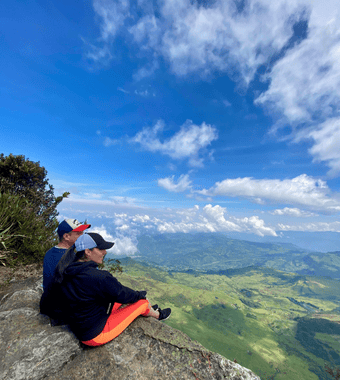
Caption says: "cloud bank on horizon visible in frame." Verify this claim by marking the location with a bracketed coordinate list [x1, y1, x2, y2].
[2, 0, 340, 254]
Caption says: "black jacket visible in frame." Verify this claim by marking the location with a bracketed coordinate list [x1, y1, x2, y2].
[40, 261, 146, 341]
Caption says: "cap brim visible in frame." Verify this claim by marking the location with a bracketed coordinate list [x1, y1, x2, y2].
[98, 241, 115, 250]
[73, 224, 91, 232]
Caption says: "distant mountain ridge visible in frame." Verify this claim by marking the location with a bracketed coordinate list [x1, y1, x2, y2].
[133, 233, 340, 279]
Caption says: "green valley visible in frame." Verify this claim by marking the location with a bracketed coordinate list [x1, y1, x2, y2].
[110, 258, 340, 380]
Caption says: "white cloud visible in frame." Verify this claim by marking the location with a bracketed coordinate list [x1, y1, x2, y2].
[103, 137, 119, 147]
[134, 89, 150, 97]
[62, 196, 145, 212]
[84, 41, 112, 64]
[86, 222, 138, 256]
[83, 193, 103, 199]
[89, 0, 308, 82]
[130, 119, 218, 166]
[255, 5, 340, 174]
[116, 224, 130, 231]
[271, 207, 315, 217]
[303, 118, 340, 177]
[198, 174, 340, 212]
[109, 196, 139, 205]
[117, 87, 129, 94]
[158, 174, 192, 193]
[236, 215, 278, 237]
[111, 235, 138, 256]
[202, 204, 277, 237]
[132, 214, 150, 223]
[148, 204, 276, 236]
[202, 204, 242, 232]
[278, 221, 340, 232]
[93, 0, 130, 41]
[60, 196, 340, 238]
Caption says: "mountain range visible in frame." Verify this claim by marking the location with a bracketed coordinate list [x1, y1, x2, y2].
[129, 233, 340, 280]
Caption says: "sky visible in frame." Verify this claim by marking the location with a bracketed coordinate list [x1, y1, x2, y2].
[2, 0, 340, 255]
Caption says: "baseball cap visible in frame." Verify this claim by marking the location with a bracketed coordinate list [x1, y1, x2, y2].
[75, 232, 114, 252]
[57, 219, 91, 239]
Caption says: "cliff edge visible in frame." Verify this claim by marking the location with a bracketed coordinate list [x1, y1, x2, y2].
[0, 276, 261, 380]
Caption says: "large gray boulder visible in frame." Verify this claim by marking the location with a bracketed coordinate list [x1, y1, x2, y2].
[0, 277, 261, 380]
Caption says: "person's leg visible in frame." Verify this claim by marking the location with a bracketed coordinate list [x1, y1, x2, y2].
[82, 299, 157, 347]
[146, 306, 160, 319]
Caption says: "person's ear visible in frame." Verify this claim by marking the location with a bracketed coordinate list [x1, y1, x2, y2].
[84, 248, 92, 260]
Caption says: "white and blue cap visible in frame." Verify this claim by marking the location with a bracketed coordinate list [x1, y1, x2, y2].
[75, 232, 114, 252]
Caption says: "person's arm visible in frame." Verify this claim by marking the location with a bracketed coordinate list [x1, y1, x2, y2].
[99, 271, 146, 304]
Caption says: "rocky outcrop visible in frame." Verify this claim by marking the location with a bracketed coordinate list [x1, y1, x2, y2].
[0, 277, 261, 380]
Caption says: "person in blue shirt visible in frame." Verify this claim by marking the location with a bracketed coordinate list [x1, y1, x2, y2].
[43, 219, 91, 290]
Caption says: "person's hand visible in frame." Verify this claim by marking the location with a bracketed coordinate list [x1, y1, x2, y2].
[139, 290, 147, 299]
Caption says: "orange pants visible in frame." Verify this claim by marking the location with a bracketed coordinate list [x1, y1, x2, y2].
[82, 299, 150, 347]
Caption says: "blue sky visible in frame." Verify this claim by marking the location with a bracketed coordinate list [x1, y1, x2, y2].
[2, 0, 340, 254]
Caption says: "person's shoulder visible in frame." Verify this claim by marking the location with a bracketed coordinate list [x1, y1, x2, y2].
[45, 246, 66, 255]
[88, 265, 112, 278]
[44, 246, 66, 265]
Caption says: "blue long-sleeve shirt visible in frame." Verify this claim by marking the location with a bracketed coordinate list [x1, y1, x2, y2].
[43, 246, 67, 290]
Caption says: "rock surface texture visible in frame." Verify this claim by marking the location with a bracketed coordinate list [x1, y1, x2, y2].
[0, 277, 261, 380]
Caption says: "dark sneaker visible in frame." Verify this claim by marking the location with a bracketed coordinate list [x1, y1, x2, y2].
[152, 304, 159, 311]
[158, 307, 171, 321]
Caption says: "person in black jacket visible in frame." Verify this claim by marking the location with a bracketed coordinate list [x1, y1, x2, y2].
[40, 232, 171, 347]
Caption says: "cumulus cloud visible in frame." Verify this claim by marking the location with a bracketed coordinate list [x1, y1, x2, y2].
[130, 119, 218, 166]
[111, 235, 138, 255]
[107, 204, 276, 236]
[132, 214, 150, 223]
[158, 174, 192, 193]
[198, 174, 340, 212]
[88, 222, 138, 256]
[271, 207, 316, 217]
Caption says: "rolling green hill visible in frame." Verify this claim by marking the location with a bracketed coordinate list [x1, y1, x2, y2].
[134, 233, 340, 279]
[110, 258, 340, 380]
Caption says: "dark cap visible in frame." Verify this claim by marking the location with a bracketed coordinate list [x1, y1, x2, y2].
[75, 232, 114, 251]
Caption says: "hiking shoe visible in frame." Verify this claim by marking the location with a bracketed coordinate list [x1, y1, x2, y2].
[158, 307, 171, 321]
[152, 304, 159, 311]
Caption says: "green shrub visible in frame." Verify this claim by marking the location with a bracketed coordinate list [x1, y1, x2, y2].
[0, 153, 69, 229]
[0, 154, 69, 266]
[0, 192, 59, 266]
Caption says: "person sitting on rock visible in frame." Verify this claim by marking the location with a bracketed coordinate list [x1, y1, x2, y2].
[40, 232, 171, 347]
[43, 218, 91, 290]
